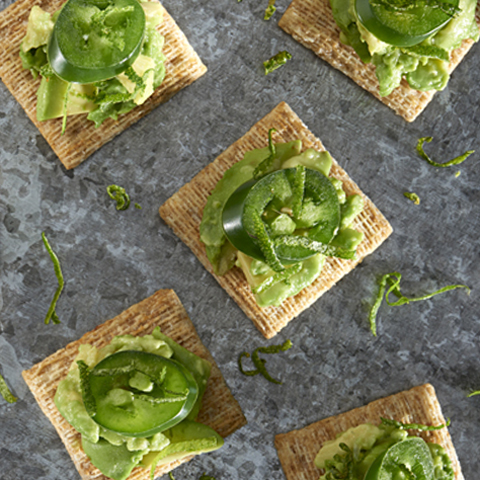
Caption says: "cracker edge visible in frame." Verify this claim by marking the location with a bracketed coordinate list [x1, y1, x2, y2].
[159, 101, 393, 339]
[21, 289, 247, 480]
[274, 383, 464, 480]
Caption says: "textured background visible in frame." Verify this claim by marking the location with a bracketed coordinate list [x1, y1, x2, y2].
[1, 0, 480, 479]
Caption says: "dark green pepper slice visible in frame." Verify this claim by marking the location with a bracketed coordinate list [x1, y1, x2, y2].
[48, 0, 146, 83]
[364, 436, 435, 480]
[87, 350, 198, 437]
[222, 167, 340, 269]
[355, 0, 459, 47]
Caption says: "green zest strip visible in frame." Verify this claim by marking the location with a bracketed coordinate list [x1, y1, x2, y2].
[42, 232, 64, 325]
[263, 51, 292, 75]
[238, 339, 292, 384]
[169, 473, 176, 480]
[292, 165, 306, 218]
[107, 185, 131, 211]
[381, 417, 450, 431]
[369, 271, 470, 336]
[404, 192, 420, 205]
[323, 443, 353, 478]
[468, 391, 480, 397]
[77, 360, 97, 417]
[90, 365, 138, 377]
[274, 236, 356, 260]
[402, 45, 449, 61]
[264, 0, 276, 20]
[134, 391, 188, 405]
[0, 373, 17, 403]
[199, 474, 216, 480]
[134, 203, 142, 209]
[416, 137, 475, 168]
[253, 128, 277, 179]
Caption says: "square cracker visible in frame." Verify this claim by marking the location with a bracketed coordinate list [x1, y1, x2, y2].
[0, 0, 207, 169]
[22, 289, 247, 480]
[159, 102, 393, 339]
[275, 384, 463, 480]
[279, 0, 480, 122]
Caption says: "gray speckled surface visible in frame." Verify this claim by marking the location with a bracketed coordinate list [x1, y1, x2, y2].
[1, 0, 480, 478]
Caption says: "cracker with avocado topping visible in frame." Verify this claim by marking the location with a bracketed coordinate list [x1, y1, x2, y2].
[274, 383, 464, 480]
[278, 0, 480, 122]
[0, 1, 207, 170]
[159, 102, 393, 339]
[22, 289, 246, 480]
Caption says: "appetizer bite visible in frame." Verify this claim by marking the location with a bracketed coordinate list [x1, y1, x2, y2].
[275, 384, 463, 480]
[279, 0, 480, 121]
[22, 289, 246, 480]
[0, 0, 206, 169]
[159, 102, 392, 338]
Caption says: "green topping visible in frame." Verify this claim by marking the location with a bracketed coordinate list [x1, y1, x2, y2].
[264, 0, 277, 20]
[263, 51, 292, 75]
[0, 373, 17, 403]
[253, 128, 277, 179]
[41, 232, 64, 325]
[403, 192, 420, 205]
[455, 171, 461, 177]
[169, 473, 175, 480]
[380, 417, 450, 431]
[369, 271, 470, 336]
[416, 137, 475, 168]
[291, 165, 306, 218]
[252, 263, 303, 294]
[107, 185, 131, 210]
[369, 0, 461, 17]
[467, 390, 480, 397]
[322, 443, 354, 480]
[135, 203, 142, 209]
[402, 44, 450, 61]
[61, 82, 72, 135]
[274, 236, 356, 261]
[199, 474, 216, 480]
[77, 360, 97, 417]
[238, 339, 292, 384]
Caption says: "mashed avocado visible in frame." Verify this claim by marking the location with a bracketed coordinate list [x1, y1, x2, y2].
[330, 0, 479, 96]
[200, 142, 365, 308]
[54, 328, 223, 480]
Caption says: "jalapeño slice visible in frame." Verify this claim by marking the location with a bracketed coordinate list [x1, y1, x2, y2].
[222, 168, 340, 267]
[355, 0, 459, 47]
[87, 351, 198, 437]
[364, 437, 435, 480]
[48, 0, 146, 83]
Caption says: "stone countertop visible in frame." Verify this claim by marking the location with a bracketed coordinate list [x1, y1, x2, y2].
[1, 0, 479, 479]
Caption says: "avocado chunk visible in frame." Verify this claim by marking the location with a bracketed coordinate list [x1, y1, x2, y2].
[141, 420, 224, 468]
[82, 437, 147, 480]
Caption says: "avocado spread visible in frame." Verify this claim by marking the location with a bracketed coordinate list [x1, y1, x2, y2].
[330, 0, 479, 96]
[315, 421, 454, 480]
[54, 328, 223, 480]
[200, 139, 364, 308]
[20, 0, 166, 127]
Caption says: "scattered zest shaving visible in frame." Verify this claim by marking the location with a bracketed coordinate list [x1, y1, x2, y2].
[323, 443, 354, 479]
[238, 339, 292, 384]
[381, 417, 450, 431]
[42, 232, 64, 325]
[199, 474, 216, 480]
[416, 137, 475, 168]
[135, 203, 142, 209]
[264, 0, 276, 20]
[404, 192, 420, 205]
[263, 51, 292, 75]
[107, 185, 131, 210]
[168, 473, 175, 480]
[467, 391, 480, 397]
[369, 271, 470, 336]
[253, 128, 277, 179]
[0, 373, 17, 403]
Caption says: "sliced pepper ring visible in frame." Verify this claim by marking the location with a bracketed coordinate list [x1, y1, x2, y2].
[87, 350, 198, 437]
[355, 0, 459, 47]
[48, 0, 146, 83]
[222, 168, 340, 268]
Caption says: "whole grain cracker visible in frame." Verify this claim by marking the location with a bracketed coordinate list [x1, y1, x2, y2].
[278, 0, 480, 122]
[0, 0, 207, 169]
[22, 289, 246, 480]
[275, 384, 463, 480]
[159, 102, 393, 339]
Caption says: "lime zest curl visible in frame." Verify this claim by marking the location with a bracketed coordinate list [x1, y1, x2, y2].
[467, 390, 480, 398]
[381, 417, 450, 431]
[238, 339, 292, 384]
[404, 192, 420, 205]
[42, 232, 64, 325]
[107, 184, 131, 210]
[416, 137, 475, 168]
[0, 373, 17, 403]
[369, 272, 470, 336]
[264, 0, 276, 20]
[263, 51, 292, 75]
[253, 128, 277, 179]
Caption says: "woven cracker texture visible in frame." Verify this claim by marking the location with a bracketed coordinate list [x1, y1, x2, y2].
[279, 0, 480, 122]
[0, 0, 207, 169]
[159, 102, 393, 339]
[275, 384, 463, 480]
[22, 289, 246, 480]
